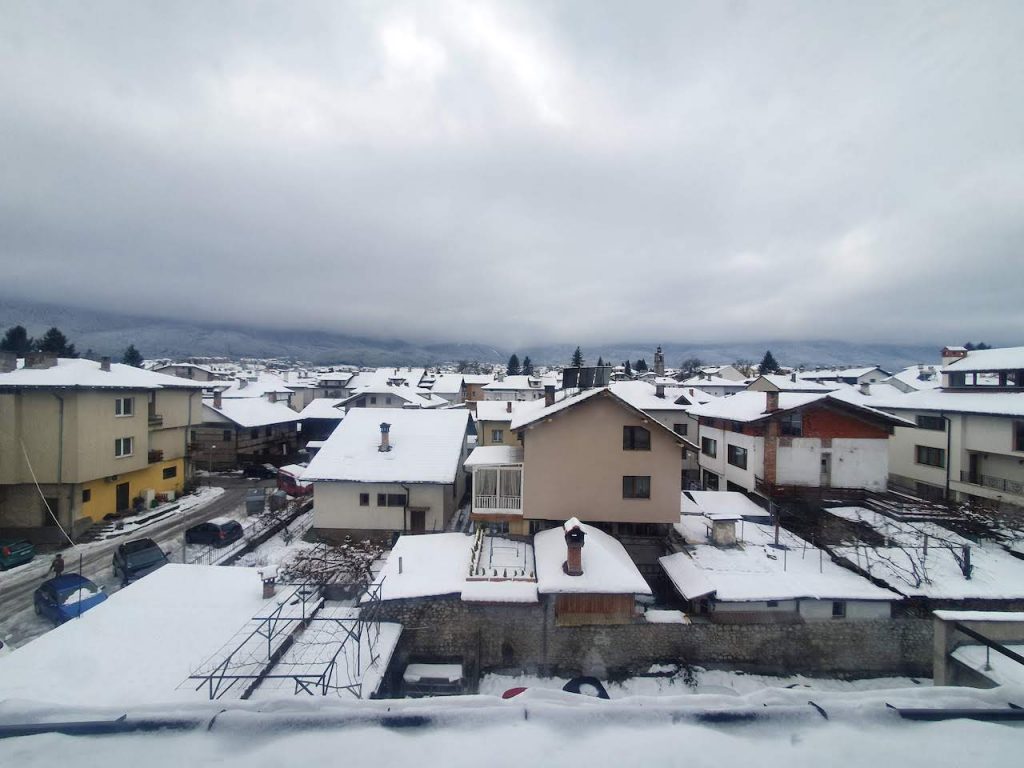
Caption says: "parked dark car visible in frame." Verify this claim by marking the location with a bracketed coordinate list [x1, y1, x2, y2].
[243, 463, 277, 480]
[0, 538, 35, 570]
[185, 518, 245, 548]
[112, 538, 169, 585]
[34, 573, 108, 624]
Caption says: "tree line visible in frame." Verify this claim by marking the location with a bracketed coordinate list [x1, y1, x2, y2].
[0, 325, 144, 367]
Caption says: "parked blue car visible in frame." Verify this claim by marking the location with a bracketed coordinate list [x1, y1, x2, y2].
[33, 573, 108, 625]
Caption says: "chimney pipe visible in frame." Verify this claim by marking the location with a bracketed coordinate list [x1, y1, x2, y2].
[563, 518, 585, 576]
[766, 391, 780, 413]
[100, 356, 111, 372]
[655, 383, 665, 399]
[259, 566, 278, 599]
[506, 401, 513, 413]
[379, 422, 392, 452]
[213, 389, 223, 409]
[790, 372, 796, 383]
[544, 384, 555, 407]
[859, 382, 871, 396]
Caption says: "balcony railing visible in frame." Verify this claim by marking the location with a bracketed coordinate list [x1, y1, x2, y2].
[473, 494, 522, 512]
[148, 404, 163, 426]
[959, 471, 1024, 497]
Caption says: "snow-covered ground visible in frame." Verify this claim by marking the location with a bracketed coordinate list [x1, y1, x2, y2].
[479, 666, 931, 698]
[826, 506, 1024, 599]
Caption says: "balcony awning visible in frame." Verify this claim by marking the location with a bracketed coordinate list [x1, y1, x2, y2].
[464, 445, 524, 468]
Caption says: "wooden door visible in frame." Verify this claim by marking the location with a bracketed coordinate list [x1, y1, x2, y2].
[410, 509, 426, 534]
[116, 482, 130, 513]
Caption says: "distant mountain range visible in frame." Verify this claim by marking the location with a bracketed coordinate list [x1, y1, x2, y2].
[0, 297, 941, 371]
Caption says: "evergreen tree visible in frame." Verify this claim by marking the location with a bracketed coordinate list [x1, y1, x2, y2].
[758, 350, 781, 375]
[521, 356, 534, 375]
[122, 344, 144, 367]
[36, 327, 77, 357]
[635, 358, 648, 373]
[507, 353, 521, 376]
[571, 346, 584, 367]
[623, 360, 633, 377]
[596, 356, 605, 367]
[0, 325, 33, 355]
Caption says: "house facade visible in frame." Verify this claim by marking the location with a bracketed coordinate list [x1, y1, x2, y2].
[0, 354, 204, 541]
[192, 391, 301, 470]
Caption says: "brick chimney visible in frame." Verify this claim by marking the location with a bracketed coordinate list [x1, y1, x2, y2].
[655, 382, 665, 398]
[766, 391, 780, 413]
[379, 422, 392, 452]
[790, 372, 796, 383]
[100, 356, 111, 372]
[0, 351, 15, 373]
[213, 389, 223, 409]
[562, 518, 585, 576]
[544, 384, 555, 407]
[506, 401, 513, 413]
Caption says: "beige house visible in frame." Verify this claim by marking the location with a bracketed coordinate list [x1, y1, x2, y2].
[0, 353, 205, 542]
[465, 387, 696, 536]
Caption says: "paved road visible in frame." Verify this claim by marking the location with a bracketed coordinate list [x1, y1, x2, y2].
[0, 478, 274, 647]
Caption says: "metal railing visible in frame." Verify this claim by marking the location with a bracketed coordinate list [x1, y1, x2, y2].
[958, 471, 1024, 497]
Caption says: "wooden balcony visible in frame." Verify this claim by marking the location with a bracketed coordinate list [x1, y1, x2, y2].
[148, 449, 165, 464]
[473, 494, 523, 512]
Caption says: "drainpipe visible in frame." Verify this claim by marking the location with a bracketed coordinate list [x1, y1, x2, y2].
[52, 393, 68, 541]
[943, 413, 951, 502]
[185, 392, 194, 482]
[401, 482, 411, 533]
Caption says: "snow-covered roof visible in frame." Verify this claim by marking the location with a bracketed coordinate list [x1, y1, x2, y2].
[682, 491, 771, 520]
[0, 357, 206, 391]
[679, 374, 747, 389]
[302, 407, 470, 484]
[218, 374, 295, 399]
[609, 381, 691, 412]
[425, 373, 465, 394]
[942, 345, 1024, 372]
[0, 565, 286, 707]
[870, 389, 1024, 418]
[464, 445, 524, 467]
[341, 384, 446, 409]
[462, 374, 495, 385]
[203, 398, 301, 428]
[298, 398, 347, 420]
[662, 386, 717, 407]
[482, 375, 550, 391]
[885, 366, 943, 391]
[509, 387, 606, 430]
[749, 374, 837, 392]
[799, 366, 888, 380]
[534, 522, 651, 595]
[688, 390, 908, 426]
[474, 400, 526, 422]
[662, 518, 897, 603]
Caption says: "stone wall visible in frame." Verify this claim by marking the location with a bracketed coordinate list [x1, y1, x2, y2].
[374, 596, 934, 688]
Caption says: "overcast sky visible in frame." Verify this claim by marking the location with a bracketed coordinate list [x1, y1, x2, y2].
[1, 1, 1021, 347]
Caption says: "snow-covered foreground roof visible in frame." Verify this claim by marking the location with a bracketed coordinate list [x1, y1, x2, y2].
[870, 389, 1024, 418]
[609, 381, 691, 412]
[203, 398, 301, 428]
[0, 357, 207, 390]
[0, 565, 283, 707]
[303, 408, 469, 484]
[826, 507, 1024, 599]
[662, 517, 897, 603]
[751, 374, 838, 391]
[534, 523, 651, 595]
[1, 685, 1022, 767]
[365, 533, 538, 603]
[679, 374, 747, 388]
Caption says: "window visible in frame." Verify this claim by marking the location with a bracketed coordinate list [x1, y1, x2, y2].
[916, 414, 946, 431]
[162, 466, 177, 480]
[1015, 421, 1024, 452]
[727, 444, 748, 470]
[370, 396, 377, 405]
[491, 429, 504, 444]
[114, 437, 133, 458]
[673, 423, 688, 436]
[779, 413, 802, 437]
[190, 430, 197, 443]
[250, 429, 259, 440]
[622, 475, 651, 499]
[701, 436, 717, 458]
[831, 601, 846, 618]
[385, 397, 392, 405]
[766, 600, 778, 608]
[376, 493, 406, 507]
[223, 430, 232, 442]
[702, 470, 720, 491]
[623, 426, 651, 450]
[115, 397, 134, 417]
[82, 489, 91, 503]
[377, 493, 386, 506]
[916, 445, 946, 468]
[359, 493, 369, 506]
[730, 421, 744, 433]
[264, 426, 272, 438]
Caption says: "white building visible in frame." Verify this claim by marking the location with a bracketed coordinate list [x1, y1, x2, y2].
[303, 408, 471, 538]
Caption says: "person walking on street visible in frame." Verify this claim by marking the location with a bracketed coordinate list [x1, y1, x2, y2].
[48, 553, 65, 578]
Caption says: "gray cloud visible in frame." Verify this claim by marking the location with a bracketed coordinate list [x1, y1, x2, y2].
[1, 0, 1022, 347]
